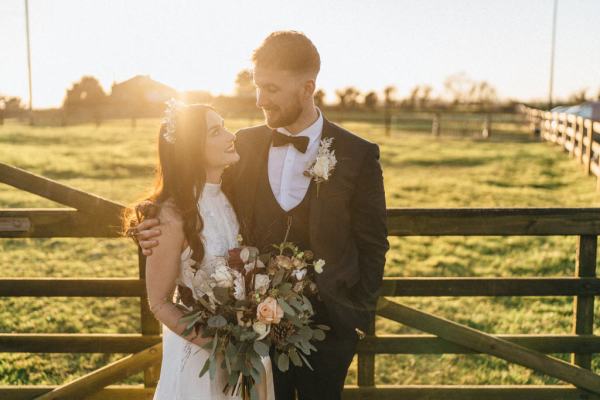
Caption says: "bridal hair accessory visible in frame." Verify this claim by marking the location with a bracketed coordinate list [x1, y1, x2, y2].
[161, 98, 186, 144]
[304, 137, 337, 198]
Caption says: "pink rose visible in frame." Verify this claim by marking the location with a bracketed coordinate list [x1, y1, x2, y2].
[256, 296, 284, 325]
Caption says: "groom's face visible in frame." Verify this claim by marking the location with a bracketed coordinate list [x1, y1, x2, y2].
[253, 67, 304, 129]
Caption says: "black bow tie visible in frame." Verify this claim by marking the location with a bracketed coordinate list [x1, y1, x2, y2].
[271, 130, 309, 153]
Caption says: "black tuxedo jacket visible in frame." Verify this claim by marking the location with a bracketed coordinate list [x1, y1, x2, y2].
[223, 117, 389, 338]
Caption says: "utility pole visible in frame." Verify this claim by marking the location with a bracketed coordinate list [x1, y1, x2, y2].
[25, 0, 34, 124]
[548, 0, 558, 110]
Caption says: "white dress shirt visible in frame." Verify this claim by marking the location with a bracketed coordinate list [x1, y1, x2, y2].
[268, 109, 323, 211]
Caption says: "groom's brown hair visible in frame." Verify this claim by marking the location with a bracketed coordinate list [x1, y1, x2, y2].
[252, 31, 320, 76]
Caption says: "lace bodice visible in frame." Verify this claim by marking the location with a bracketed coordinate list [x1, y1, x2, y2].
[177, 182, 239, 288]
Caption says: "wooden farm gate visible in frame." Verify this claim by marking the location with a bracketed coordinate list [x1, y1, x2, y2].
[1, 162, 600, 399]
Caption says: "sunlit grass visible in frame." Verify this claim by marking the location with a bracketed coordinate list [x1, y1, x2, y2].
[1, 116, 600, 386]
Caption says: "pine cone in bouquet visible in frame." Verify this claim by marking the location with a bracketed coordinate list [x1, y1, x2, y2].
[271, 319, 296, 350]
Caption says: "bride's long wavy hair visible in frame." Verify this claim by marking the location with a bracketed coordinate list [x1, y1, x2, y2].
[123, 103, 214, 264]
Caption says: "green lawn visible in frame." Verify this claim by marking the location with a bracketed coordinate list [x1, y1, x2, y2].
[1, 116, 599, 387]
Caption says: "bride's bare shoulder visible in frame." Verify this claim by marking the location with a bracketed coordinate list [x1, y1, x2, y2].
[157, 199, 184, 230]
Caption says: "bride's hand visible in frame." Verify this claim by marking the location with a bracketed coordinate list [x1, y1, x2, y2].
[135, 218, 162, 256]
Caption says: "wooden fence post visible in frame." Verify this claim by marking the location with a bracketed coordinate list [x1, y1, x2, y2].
[584, 119, 593, 176]
[384, 106, 391, 137]
[432, 113, 440, 136]
[482, 114, 491, 138]
[577, 116, 585, 163]
[568, 115, 577, 157]
[572, 235, 597, 369]
[138, 249, 161, 388]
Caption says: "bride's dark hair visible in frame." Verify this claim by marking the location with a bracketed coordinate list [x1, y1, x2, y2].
[124, 103, 214, 264]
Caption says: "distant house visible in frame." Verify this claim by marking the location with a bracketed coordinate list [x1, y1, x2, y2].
[109, 75, 178, 117]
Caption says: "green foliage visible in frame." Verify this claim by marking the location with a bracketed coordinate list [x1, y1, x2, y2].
[1, 117, 600, 386]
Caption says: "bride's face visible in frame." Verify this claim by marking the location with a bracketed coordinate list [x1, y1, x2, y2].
[203, 110, 239, 168]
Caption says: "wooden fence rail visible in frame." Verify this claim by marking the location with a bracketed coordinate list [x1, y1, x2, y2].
[521, 105, 600, 189]
[2, 162, 600, 399]
[388, 112, 526, 138]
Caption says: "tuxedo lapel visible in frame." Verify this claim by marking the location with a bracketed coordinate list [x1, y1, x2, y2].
[237, 128, 272, 239]
[309, 118, 338, 242]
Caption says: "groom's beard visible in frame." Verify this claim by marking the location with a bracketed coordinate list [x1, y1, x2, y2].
[263, 97, 303, 129]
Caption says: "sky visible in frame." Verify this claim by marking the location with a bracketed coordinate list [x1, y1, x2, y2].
[1, 0, 599, 109]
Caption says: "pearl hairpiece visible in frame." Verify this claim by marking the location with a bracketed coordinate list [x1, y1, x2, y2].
[161, 98, 186, 144]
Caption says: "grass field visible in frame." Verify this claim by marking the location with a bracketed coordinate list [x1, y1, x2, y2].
[1, 116, 600, 387]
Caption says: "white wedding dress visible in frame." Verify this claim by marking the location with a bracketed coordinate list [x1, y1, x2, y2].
[153, 182, 275, 400]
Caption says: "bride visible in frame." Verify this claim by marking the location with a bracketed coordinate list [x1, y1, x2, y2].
[127, 101, 275, 400]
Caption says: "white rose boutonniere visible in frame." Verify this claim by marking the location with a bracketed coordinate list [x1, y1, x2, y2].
[304, 137, 337, 198]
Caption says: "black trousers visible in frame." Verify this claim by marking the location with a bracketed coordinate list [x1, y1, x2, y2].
[270, 299, 358, 400]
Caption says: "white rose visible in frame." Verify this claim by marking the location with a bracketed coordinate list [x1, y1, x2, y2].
[232, 270, 246, 301]
[191, 269, 213, 300]
[252, 321, 271, 340]
[212, 263, 234, 288]
[240, 247, 259, 263]
[254, 274, 270, 295]
[240, 247, 250, 263]
[312, 157, 330, 180]
[314, 259, 325, 274]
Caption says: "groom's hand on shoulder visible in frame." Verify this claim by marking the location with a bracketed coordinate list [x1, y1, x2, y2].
[136, 218, 162, 256]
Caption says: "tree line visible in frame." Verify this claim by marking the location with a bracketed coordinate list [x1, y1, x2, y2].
[2, 69, 600, 123]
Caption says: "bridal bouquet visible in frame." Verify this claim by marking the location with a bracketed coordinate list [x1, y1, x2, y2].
[177, 241, 329, 400]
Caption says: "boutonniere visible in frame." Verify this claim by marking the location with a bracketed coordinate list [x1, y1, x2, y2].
[304, 137, 337, 198]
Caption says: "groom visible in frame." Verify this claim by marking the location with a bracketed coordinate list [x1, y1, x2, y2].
[138, 31, 388, 400]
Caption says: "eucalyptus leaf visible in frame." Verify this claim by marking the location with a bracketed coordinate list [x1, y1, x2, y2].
[287, 334, 303, 344]
[288, 296, 303, 311]
[298, 326, 313, 340]
[277, 353, 289, 372]
[208, 315, 227, 329]
[199, 358, 211, 377]
[226, 342, 237, 359]
[179, 310, 202, 323]
[289, 349, 302, 367]
[201, 338, 214, 351]
[211, 332, 219, 356]
[298, 351, 314, 371]
[249, 353, 265, 376]
[278, 299, 296, 316]
[253, 340, 270, 357]
[272, 269, 285, 287]
[316, 324, 331, 331]
[228, 371, 240, 387]
[313, 329, 326, 341]
[225, 353, 232, 374]
[241, 362, 250, 376]
[182, 325, 195, 337]
[295, 341, 310, 355]
[250, 382, 259, 400]
[209, 355, 217, 380]
[241, 330, 258, 341]
[278, 282, 292, 295]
